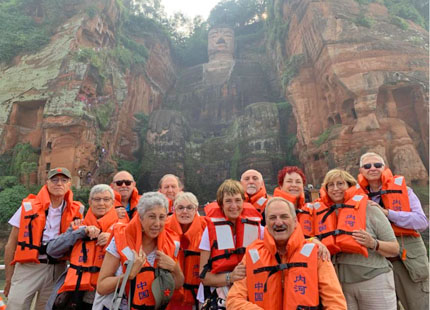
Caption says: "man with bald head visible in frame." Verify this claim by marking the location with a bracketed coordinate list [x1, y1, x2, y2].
[158, 174, 183, 214]
[240, 169, 270, 220]
[111, 171, 140, 219]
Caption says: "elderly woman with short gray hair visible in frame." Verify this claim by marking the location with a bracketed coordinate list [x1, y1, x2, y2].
[97, 192, 184, 309]
[46, 184, 119, 310]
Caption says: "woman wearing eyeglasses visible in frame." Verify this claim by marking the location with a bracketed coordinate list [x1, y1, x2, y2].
[45, 184, 119, 310]
[164, 192, 207, 310]
[97, 192, 184, 310]
[317, 169, 399, 310]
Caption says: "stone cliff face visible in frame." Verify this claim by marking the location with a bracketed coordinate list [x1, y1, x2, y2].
[275, 0, 428, 185]
[0, 0, 175, 186]
[0, 0, 428, 197]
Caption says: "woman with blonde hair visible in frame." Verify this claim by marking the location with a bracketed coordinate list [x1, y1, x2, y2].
[315, 169, 399, 310]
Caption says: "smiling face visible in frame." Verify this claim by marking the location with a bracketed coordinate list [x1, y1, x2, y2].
[46, 174, 71, 198]
[111, 171, 136, 203]
[240, 170, 264, 196]
[90, 190, 114, 219]
[222, 193, 243, 221]
[326, 176, 348, 204]
[174, 198, 197, 226]
[160, 175, 181, 201]
[359, 155, 385, 183]
[140, 205, 167, 240]
[281, 172, 304, 197]
[266, 200, 296, 246]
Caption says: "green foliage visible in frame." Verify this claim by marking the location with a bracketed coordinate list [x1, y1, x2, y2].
[95, 100, 115, 130]
[208, 0, 266, 28]
[0, 176, 19, 188]
[390, 16, 409, 29]
[9, 143, 39, 181]
[86, 5, 98, 18]
[72, 186, 91, 206]
[0, 185, 29, 223]
[276, 102, 300, 166]
[384, 0, 426, 28]
[0, 0, 85, 64]
[281, 54, 305, 88]
[116, 159, 140, 177]
[355, 13, 375, 28]
[230, 145, 241, 179]
[313, 124, 341, 147]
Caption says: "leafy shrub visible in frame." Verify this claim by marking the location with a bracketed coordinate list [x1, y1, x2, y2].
[355, 13, 374, 28]
[0, 185, 29, 223]
[390, 16, 409, 29]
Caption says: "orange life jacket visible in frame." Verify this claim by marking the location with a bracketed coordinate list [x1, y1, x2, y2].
[200, 212, 262, 278]
[358, 169, 420, 237]
[273, 188, 313, 237]
[165, 213, 207, 308]
[114, 216, 180, 310]
[246, 225, 320, 310]
[244, 184, 270, 215]
[12, 186, 84, 264]
[112, 188, 141, 221]
[315, 185, 368, 257]
[204, 201, 262, 219]
[57, 206, 119, 294]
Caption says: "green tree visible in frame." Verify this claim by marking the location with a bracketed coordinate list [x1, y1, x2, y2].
[21, 162, 38, 188]
[0, 185, 29, 223]
[208, 0, 266, 27]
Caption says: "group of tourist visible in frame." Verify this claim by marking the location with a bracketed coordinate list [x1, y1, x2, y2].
[2, 151, 428, 310]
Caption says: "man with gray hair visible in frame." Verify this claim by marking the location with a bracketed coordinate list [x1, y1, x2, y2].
[357, 151, 429, 310]
[240, 169, 270, 219]
[46, 184, 119, 309]
[226, 197, 346, 309]
[158, 174, 184, 214]
[4, 168, 83, 310]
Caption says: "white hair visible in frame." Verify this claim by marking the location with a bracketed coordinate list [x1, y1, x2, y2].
[137, 192, 169, 218]
[89, 184, 114, 200]
[359, 152, 385, 167]
[265, 197, 296, 221]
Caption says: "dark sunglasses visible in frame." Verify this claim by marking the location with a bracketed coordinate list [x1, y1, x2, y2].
[114, 180, 133, 186]
[362, 162, 383, 169]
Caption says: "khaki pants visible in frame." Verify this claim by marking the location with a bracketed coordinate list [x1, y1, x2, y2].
[341, 270, 397, 310]
[7, 262, 66, 310]
[392, 260, 429, 310]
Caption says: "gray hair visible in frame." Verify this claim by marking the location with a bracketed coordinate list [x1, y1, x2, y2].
[137, 192, 169, 218]
[359, 152, 385, 167]
[158, 174, 183, 190]
[174, 192, 199, 209]
[89, 184, 114, 200]
[265, 197, 296, 221]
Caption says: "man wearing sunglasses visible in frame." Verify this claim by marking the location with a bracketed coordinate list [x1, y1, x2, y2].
[357, 152, 428, 310]
[4, 167, 84, 310]
[111, 171, 140, 219]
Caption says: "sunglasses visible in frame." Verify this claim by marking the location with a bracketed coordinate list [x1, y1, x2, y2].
[362, 162, 383, 169]
[114, 180, 133, 186]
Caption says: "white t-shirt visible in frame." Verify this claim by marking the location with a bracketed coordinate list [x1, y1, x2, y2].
[106, 237, 157, 267]
[8, 201, 66, 243]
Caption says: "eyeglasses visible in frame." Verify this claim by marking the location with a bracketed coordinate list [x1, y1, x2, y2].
[92, 197, 112, 203]
[50, 177, 70, 184]
[362, 162, 384, 169]
[327, 181, 347, 190]
[114, 180, 133, 186]
[176, 205, 195, 212]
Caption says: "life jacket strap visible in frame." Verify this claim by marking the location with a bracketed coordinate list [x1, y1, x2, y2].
[318, 204, 355, 223]
[296, 209, 310, 215]
[253, 262, 308, 292]
[183, 249, 200, 257]
[69, 263, 101, 273]
[367, 189, 402, 197]
[199, 247, 246, 279]
[316, 229, 354, 241]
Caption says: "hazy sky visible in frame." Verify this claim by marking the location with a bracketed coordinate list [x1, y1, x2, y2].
[161, 0, 221, 18]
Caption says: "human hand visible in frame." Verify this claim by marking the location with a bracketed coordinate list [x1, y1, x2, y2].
[4, 280, 11, 297]
[310, 238, 331, 262]
[115, 207, 127, 219]
[231, 262, 246, 282]
[352, 229, 376, 249]
[156, 250, 176, 272]
[129, 248, 146, 280]
[85, 225, 101, 239]
[96, 232, 110, 246]
[71, 218, 83, 228]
